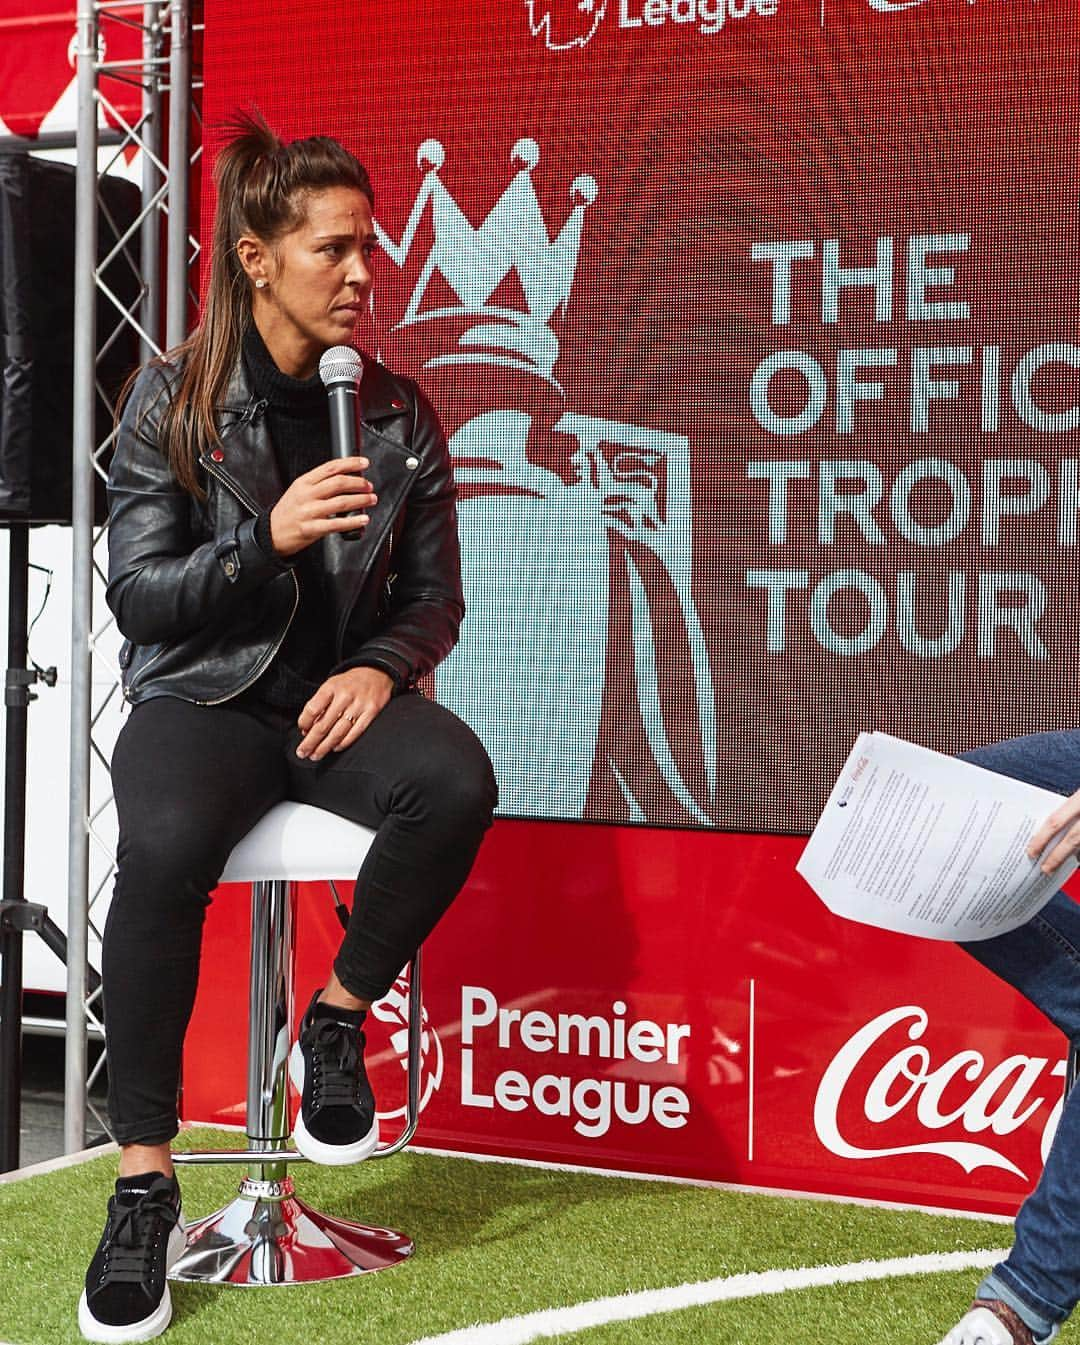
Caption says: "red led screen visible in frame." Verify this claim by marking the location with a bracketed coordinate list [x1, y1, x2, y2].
[203, 0, 1080, 832]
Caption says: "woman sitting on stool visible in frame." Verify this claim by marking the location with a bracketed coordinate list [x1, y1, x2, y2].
[79, 110, 497, 1344]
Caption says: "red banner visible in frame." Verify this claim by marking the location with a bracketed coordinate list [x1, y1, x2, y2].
[186, 824, 1073, 1216]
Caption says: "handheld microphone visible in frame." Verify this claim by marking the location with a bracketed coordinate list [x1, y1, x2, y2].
[318, 345, 365, 538]
[318, 344, 364, 459]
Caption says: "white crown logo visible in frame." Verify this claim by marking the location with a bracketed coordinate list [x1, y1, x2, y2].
[374, 138, 598, 385]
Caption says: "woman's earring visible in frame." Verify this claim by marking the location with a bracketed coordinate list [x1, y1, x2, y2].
[255, 279, 267, 290]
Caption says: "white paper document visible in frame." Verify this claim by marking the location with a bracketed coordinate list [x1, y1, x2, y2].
[798, 733, 1077, 941]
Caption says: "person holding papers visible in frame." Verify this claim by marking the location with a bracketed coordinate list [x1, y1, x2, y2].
[935, 739, 1080, 1345]
[801, 731, 1080, 1344]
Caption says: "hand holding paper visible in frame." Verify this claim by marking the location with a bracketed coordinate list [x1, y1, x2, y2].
[798, 733, 1077, 941]
[1028, 787, 1080, 875]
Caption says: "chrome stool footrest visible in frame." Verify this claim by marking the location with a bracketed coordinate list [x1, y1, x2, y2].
[172, 1148, 307, 1165]
[170, 1176, 413, 1285]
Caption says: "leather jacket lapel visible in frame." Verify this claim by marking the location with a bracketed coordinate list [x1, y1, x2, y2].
[320, 418, 421, 581]
[201, 353, 425, 655]
[200, 361, 284, 515]
[203, 354, 415, 527]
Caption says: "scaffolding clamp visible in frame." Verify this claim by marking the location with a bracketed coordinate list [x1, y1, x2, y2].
[4, 666, 57, 707]
[0, 901, 47, 934]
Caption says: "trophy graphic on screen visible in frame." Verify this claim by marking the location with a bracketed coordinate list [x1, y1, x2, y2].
[376, 137, 594, 388]
[374, 139, 717, 825]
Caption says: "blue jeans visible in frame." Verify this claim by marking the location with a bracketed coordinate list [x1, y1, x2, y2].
[959, 730, 1080, 1337]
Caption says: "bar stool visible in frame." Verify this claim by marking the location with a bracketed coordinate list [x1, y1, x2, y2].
[168, 801, 422, 1286]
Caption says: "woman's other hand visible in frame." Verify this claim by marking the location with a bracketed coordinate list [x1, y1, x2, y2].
[1028, 787, 1080, 874]
[295, 666, 394, 760]
[270, 456, 377, 556]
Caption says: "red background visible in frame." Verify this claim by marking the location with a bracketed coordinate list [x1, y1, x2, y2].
[195, 0, 1078, 1213]
[3, 0, 1077, 1212]
[198, 0, 1080, 833]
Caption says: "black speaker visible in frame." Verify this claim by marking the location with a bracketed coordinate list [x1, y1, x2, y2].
[0, 154, 141, 525]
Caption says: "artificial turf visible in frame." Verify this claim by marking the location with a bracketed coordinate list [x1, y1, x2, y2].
[0, 1130, 1035, 1345]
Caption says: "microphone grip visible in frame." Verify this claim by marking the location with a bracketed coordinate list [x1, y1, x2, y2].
[325, 383, 365, 539]
[327, 383, 358, 460]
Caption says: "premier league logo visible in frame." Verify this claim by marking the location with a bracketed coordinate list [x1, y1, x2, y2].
[370, 971, 445, 1122]
[374, 139, 717, 825]
[524, 0, 609, 50]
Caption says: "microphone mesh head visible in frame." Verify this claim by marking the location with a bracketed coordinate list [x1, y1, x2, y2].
[318, 345, 364, 388]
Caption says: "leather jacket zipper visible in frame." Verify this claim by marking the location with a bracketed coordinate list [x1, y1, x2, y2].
[237, 396, 269, 429]
[194, 575, 299, 706]
[121, 641, 170, 700]
[188, 453, 299, 706]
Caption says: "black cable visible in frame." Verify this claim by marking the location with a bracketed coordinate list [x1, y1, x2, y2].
[327, 879, 350, 932]
[25, 562, 56, 687]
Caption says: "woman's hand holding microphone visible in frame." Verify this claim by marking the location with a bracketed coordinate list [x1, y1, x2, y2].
[269, 455, 376, 556]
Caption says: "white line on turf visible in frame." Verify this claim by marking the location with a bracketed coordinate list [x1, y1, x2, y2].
[403, 1247, 1009, 1345]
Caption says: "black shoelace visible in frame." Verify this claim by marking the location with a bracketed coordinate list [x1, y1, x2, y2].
[308, 1019, 368, 1110]
[98, 1185, 179, 1286]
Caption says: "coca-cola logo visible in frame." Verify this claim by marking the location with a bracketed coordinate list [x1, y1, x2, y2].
[814, 1005, 1066, 1179]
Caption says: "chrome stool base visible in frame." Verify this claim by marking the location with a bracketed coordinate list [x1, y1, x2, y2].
[167, 861, 423, 1288]
[171, 1176, 413, 1285]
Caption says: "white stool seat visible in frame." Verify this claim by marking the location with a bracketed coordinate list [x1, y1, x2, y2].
[220, 802, 376, 884]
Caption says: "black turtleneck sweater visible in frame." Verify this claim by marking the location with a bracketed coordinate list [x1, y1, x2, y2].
[240, 324, 337, 712]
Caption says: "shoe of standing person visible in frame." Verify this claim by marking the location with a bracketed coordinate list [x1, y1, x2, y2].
[937, 1300, 1053, 1345]
[78, 1172, 184, 1343]
[289, 988, 379, 1164]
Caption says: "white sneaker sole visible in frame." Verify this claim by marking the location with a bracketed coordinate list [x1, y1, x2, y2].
[78, 1220, 186, 1343]
[289, 1040, 379, 1165]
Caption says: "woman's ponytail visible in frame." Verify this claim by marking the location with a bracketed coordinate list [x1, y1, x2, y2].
[144, 107, 373, 497]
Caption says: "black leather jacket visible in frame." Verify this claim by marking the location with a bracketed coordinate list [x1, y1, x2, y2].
[107, 351, 464, 707]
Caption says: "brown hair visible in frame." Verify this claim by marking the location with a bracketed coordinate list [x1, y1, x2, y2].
[152, 108, 374, 496]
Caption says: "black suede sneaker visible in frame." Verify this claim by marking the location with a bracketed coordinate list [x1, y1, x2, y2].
[288, 988, 379, 1164]
[78, 1172, 184, 1343]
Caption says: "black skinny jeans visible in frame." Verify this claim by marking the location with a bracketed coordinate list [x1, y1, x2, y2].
[103, 691, 496, 1146]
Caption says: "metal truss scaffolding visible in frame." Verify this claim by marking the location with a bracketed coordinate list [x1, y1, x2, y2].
[66, 0, 200, 1153]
